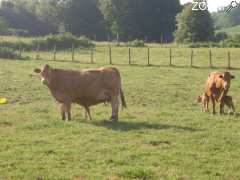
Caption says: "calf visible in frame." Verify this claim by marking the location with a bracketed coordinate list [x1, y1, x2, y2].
[197, 93, 235, 114]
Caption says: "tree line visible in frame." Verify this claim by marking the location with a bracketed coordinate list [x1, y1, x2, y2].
[0, 0, 228, 44]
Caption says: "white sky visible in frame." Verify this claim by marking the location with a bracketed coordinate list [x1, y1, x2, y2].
[180, 0, 233, 12]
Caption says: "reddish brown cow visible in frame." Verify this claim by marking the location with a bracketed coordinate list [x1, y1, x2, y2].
[34, 65, 126, 121]
[204, 71, 235, 114]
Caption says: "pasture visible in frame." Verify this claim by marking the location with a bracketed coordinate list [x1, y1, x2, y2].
[1, 47, 240, 179]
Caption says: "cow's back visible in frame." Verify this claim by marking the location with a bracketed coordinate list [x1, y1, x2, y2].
[49, 67, 121, 103]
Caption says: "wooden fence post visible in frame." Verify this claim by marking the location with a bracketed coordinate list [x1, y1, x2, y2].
[228, 50, 231, 69]
[71, 44, 75, 62]
[109, 46, 112, 64]
[36, 42, 40, 60]
[128, 47, 131, 65]
[53, 45, 56, 61]
[209, 49, 212, 68]
[190, 49, 193, 67]
[91, 49, 94, 63]
[169, 48, 172, 66]
[147, 47, 150, 66]
[19, 44, 22, 58]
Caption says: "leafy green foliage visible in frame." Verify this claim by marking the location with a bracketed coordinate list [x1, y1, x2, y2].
[99, 0, 181, 41]
[63, 0, 107, 40]
[32, 33, 94, 50]
[175, 3, 214, 43]
[0, 34, 94, 51]
[125, 39, 145, 47]
[0, 47, 21, 59]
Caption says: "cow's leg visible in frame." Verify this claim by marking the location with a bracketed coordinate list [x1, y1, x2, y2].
[110, 96, 119, 121]
[226, 99, 235, 114]
[211, 96, 216, 114]
[205, 96, 209, 112]
[84, 106, 92, 121]
[60, 104, 66, 121]
[65, 103, 72, 121]
[220, 101, 225, 115]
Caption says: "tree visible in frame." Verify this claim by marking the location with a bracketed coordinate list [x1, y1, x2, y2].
[0, 17, 9, 34]
[99, 0, 181, 41]
[62, 0, 107, 40]
[174, 3, 214, 43]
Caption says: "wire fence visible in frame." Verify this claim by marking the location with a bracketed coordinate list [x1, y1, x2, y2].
[19, 45, 240, 69]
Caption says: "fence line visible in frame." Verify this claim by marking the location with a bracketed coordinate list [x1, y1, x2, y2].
[17, 45, 240, 69]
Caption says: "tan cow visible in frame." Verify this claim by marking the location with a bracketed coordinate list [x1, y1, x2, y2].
[34, 65, 127, 121]
[204, 71, 235, 114]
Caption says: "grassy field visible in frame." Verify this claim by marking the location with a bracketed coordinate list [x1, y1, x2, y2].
[216, 25, 240, 36]
[1, 47, 240, 179]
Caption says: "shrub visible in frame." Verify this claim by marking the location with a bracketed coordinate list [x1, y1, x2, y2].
[32, 33, 94, 50]
[0, 41, 33, 51]
[215, 32, 228, 42]
[126, 39, 145, 47]
[0, 47, 21, 59]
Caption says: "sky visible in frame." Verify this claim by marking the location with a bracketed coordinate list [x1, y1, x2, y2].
[180, 0, 233, 12]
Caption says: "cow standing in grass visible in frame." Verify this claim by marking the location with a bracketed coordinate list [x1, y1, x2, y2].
[204, 71, 235, 114]
[34, 65, 126, 121]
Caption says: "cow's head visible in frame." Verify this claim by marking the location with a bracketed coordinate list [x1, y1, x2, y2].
[219, 72, 235, 90]
[34, 64, 52, 86]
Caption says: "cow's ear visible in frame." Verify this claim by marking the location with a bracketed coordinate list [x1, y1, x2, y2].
[34, 68, 41, 73]
[231, 75, 235, 79]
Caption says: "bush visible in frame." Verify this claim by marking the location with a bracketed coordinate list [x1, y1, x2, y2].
[0, 47, 21, 59]
[215, 32, 228, 42]
[0, 41, 33, 51]
[32, 33, 94, 50]
[126, 39, 145, 47]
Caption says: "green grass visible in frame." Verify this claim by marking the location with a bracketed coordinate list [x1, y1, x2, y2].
[216, 25, 240, 36]
[1, 46, 240, 179]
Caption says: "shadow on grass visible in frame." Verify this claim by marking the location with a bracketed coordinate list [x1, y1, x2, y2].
[91, 120, 204, 132]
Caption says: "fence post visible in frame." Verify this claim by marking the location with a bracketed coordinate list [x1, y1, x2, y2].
[53, 45, 56, 61]
[147, 47, 150, 66]
[209, 49, 212, 68]
[19, 44, 22, 58]
[36, 42, 40, 60]
[116, 32, 119, 46]
[109, 46, 112, 64]
[91, 49, 94, 63]
[228, 50, 231, 69]
[190, 49, 193, 67]
[128, 47, 131, 65]
[169, 48, 172, 66]
[71, 44, 75, 62]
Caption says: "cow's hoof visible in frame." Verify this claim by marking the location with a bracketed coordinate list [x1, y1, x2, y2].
[110, 116, 118, 122]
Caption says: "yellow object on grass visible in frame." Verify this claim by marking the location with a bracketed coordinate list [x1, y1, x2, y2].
[0, 97, 7, 104]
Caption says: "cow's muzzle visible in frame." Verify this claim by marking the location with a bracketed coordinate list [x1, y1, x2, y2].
[41, 78, 49, 85]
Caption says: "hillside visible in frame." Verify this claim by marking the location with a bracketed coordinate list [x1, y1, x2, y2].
[216, 25, 240, 36]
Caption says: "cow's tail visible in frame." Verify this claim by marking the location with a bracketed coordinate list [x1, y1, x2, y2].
[120, 88, 127, 109]
[112, 67, 127, 109]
